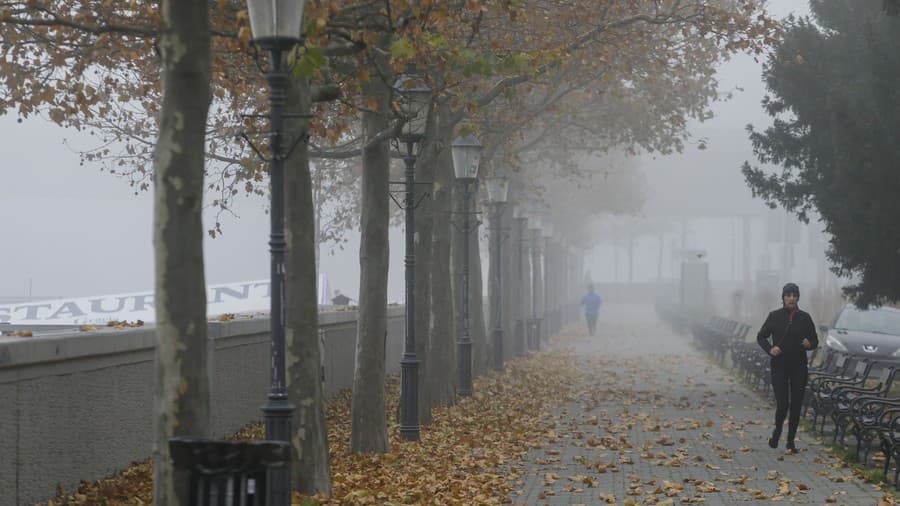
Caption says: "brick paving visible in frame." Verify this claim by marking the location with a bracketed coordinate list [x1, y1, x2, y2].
[508, 304, 886, 505]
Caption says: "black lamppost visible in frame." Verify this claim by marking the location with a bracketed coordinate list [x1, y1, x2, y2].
[512, 207, 528, 356]
[393, 63, 431, 442]
[245, 1, 305, 502]
[484, 176, 509, 370]
[451, 134, 482, 397]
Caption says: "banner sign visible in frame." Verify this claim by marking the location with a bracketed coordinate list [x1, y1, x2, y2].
[0, 280, 272, 326]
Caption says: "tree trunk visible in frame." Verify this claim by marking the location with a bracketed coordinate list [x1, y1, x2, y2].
[413, 110, 438, 425]
[613, 236, 620, 283]
[499, 205, 514, 363]
[151, 0, 210, 503]
[469, 222, 488, 374]
[451, 181, 464, 375]
[657, 233, 664, 281]
[522, 230, 533, 333]
[532, 235, 544, 342]
[627, 234, 635, 284]
[486, 204, 506, 368]
[543, 239, 552, 337]
[314, 184, 323, 286]
[350, 44, 391, 453]
[284, 75, 331, 494]
[512, 215, 527, 357]
[428, 106, 457, 407]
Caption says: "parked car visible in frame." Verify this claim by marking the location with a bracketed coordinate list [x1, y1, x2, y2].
[822, 304, 900, 361]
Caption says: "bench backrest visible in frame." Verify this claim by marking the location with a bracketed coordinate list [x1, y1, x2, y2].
[853, 359, 873, 380]
[169, 437, 290, 506]
[878, 366, 899, 392]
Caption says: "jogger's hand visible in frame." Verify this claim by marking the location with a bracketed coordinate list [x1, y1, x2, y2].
[802, 339, 812, 349]
[770, 346, 782, 356]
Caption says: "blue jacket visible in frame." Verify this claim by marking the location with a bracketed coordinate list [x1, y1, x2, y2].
[581, 292, 601, 315]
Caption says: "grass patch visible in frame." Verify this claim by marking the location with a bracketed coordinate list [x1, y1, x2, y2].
[815, 437, 900, 500]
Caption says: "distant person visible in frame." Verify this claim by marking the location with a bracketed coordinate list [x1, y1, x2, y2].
[581, 284, 602, 336]
[757, 282, 819, 454]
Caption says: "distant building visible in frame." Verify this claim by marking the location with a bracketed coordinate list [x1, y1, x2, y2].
[331, 293, 352, 306]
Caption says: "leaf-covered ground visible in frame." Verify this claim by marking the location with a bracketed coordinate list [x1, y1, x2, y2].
[38, 315, 900, 505]
[510, 316, 897, 505]
[39, 332, 583, 505]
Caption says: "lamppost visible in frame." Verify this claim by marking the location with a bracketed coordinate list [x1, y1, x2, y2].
[512, 207, 528, 356]
[245, 1, 305, 502]
[451, 134, 482, 397]
[393, 63, 432, 442]
[485, 176, 509, 370]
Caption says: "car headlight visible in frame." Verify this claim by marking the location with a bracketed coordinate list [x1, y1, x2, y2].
[826, 334, 848, 352]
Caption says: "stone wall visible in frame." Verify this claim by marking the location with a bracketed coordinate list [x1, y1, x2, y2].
[0, 307, 404, 505]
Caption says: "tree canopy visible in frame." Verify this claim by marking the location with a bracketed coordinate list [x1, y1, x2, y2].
[742, 0, 900, 306]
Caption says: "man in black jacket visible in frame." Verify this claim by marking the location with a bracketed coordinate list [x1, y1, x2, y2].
[757, 282, 819, 453]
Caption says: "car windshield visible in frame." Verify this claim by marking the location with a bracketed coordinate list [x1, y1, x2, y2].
[834, 307, 900, 336]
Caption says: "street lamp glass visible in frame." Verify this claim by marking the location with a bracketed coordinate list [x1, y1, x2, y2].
[484, 177, 510, 204]
[542, 223, 554, 238]
[451, 135, 483, 181]
[247, 0, 305, 46]
[393, 63, 431, 140]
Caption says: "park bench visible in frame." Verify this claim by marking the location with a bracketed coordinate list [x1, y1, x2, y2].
[847, 396, 900, 466]
[808, 359, 874, 434]
[803, 353, 853, 416]
[169, 437, 290, 506]
[830, 366, 898, 444]
[868, 407, 900, 487]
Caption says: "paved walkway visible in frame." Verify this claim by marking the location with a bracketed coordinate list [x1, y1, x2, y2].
[509, 305, 886, 505]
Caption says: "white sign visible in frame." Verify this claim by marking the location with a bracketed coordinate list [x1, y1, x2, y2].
[0, 280, 274, 326]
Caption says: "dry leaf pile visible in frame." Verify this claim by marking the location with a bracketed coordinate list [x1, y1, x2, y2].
[39, 346, 581, 505]
[297, 347, 581, 505]
[5, 330, 33, 337]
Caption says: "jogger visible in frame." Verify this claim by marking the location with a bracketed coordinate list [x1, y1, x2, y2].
[581, 284, 602, 336]
[756, 282, 819, 453]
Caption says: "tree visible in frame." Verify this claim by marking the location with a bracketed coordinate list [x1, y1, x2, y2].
[0, 0, 344, 493]
[742, 1, 900, 306]
[284, 74, 332, 494]
[350, 32, 393, 453]
[150, 0, 211, 503]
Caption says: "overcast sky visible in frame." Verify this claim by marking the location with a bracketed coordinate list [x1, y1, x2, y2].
[0, 1, 812, 303]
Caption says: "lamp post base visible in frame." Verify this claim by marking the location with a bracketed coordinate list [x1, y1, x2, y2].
[458, 338, 473, 396]
[399, 355, 420, 441]
[526, 319, 534, 351]
[493, 328, 504, 370]
[261, 397, 295, 506]
[514, 319, 525, 356]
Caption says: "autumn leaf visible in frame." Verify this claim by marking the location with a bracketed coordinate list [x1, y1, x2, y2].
[389, 36, 414, 59]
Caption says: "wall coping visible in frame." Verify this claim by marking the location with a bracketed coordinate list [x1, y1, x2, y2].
[0, 305, 405, 369]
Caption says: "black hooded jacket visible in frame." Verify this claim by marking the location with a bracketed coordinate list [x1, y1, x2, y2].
[757, 306, 819, 367]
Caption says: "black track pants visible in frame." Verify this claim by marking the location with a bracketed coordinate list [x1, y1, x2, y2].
[771, 363, 808, 442]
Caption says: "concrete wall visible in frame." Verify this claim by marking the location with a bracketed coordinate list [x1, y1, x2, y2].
[0, 307, 404, 506]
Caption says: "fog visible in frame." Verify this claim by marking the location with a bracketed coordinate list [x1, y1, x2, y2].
[1, 1, 828, 319]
